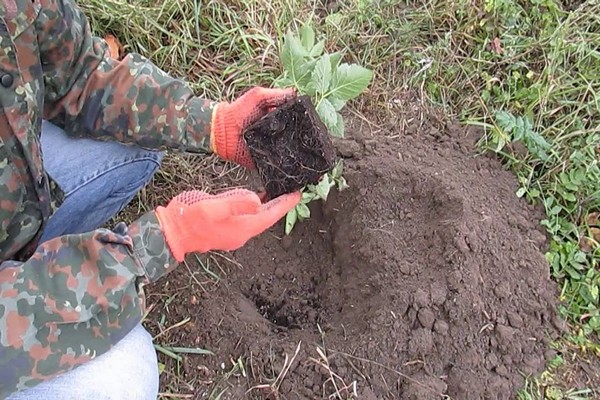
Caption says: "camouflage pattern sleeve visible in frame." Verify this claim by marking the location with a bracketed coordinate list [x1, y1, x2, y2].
[0, 212, 178, 398]
[38, 0, 216, 152]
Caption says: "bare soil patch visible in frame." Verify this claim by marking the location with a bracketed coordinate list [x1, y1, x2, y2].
[145, 108, 562, 399]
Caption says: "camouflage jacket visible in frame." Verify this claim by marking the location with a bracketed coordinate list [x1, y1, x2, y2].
[0, 0, 217, 397]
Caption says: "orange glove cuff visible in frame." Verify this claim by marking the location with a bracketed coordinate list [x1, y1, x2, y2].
[155, 204, 192, 262]
[210, 102, 255, 169]
[210, 102, 229, 157]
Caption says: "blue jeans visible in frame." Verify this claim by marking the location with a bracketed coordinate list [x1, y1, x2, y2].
[6, 121, 163, 400]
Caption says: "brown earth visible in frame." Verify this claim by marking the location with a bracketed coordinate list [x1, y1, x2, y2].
[145, 112, 564, 399]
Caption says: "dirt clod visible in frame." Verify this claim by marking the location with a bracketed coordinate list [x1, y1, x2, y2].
[418, 308, 436, 329]
[243, 95, 337, 199]
[507, 311, 524, 328]
[433, 319, 449, 336]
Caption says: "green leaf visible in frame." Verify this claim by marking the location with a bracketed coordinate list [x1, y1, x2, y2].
[300, 25, 315, 51]
[516, 187, 526, 198]
[301, 191, 316, 202]
[328, 95, 346, 111]
[528, 188, 540, 199]
[310, 40, 325, 57]
[298, 59, 318, 89]
[329, 51, 344, 69]
[329, 63, 373, 101]
[331, 159, 344, 179]
[565, 266, 581, 280]
[325, 12, 343, 28]
[588, 279, 599, 299]
[549, 205, 562, 215]
[304, 81, 318, 97]
[287, 31, 310, 58]
[281, 32, 312, 89]
[495, 111, 516, 133]
[163, 346, 215, 356]
[513, 117, 526, 141]
[312, 54, 332, 94]
[560, 190, 577, 203]
[297, 203, 311, 219]
[329, 112, 345, 138]
[316, 98, 337, 129]
[285, 208, 298, 235]
[337, 176, 349, 191]
[314, 175, 331, 200]
[493, 131, 507, 153]
[273, 76, 294, 88]
[560, 172, 578, 191]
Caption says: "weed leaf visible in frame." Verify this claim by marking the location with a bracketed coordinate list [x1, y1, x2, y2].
[285, 207, 298, 235]
[328, 95, 346, 111]
[316, 98, 337, 130]
[300, 24, 315, 51]
[330, 63, 373, 101]
[495, 110, 551, 161]
[310, 40, 325, 57]
[312, 54, 332, 93]
[495, 111, 516, 132]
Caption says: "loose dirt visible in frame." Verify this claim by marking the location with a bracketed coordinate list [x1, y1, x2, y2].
[146, 112, 562, 399]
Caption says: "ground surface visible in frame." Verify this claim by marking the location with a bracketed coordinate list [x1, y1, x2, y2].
[143, 110, 564, 399]
[82, 0, 600, 398]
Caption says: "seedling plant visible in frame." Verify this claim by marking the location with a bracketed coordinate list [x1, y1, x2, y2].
[272, 23, 373, 234]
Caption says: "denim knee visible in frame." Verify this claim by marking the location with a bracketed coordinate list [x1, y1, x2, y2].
[85, 325, 159, 400]
[40, 154, 163, 242]
[5, 324, 159, 400]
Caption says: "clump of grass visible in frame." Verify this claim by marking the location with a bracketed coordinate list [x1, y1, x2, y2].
[80, 0, 296, 100]
[518, 344, 599, 400]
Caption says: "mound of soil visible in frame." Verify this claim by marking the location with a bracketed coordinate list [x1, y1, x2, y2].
[148, 117, 562, 399]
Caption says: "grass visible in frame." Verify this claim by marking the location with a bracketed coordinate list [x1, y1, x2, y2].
[79, 0, 599, 397]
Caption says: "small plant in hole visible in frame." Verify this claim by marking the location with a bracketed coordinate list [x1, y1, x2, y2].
[271, 23, 372, 234]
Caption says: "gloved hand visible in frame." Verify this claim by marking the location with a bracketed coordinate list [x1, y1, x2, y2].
[155, 188, 300, 262]
[210, 87, 296, 169]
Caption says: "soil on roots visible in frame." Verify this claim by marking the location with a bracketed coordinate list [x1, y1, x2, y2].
[244, 95, 337, 199]
[145, 117, 562, 400]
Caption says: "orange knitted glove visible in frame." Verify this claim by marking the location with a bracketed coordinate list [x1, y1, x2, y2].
[210, 87, 296, 168]
[155, 189, 301, 262]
